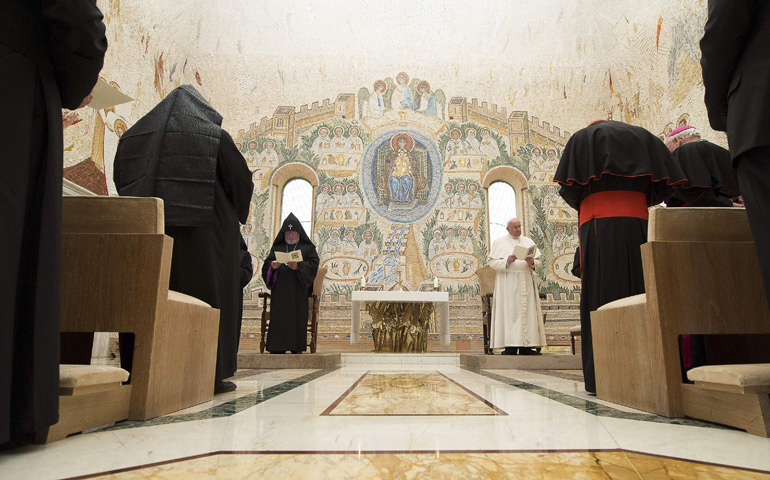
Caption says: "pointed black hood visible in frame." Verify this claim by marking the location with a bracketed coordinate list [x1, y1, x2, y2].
[113, 84, 223, 227]
[270, 213, 313, 250]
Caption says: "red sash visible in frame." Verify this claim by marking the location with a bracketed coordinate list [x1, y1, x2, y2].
[578, 191, 648, 227]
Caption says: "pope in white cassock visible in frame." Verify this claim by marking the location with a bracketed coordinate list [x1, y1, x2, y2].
[487, 218, 546, 355]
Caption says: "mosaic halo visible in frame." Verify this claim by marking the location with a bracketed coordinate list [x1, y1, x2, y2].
[361, 129, 443, 223]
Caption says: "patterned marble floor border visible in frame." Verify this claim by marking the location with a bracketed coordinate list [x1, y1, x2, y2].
[321, 371, 507, 416]
[103, 367, 340, 432]
[465, 366, 729, 429]
[61, 449, 770, 480]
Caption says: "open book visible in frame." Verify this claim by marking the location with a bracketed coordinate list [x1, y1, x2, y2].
[275, 249, 303, 263]
[513, 244, 538, 260]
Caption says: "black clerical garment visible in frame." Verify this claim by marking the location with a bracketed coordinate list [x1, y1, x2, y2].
[554, 120, 686, 393]
[667, 140, 739, 207]
[702, 0, 770, 309]
[114, 86, 253, 383]
[237, 235, 254, 354]
[0, 0, 106, 445]
[261, 214, 320, 353]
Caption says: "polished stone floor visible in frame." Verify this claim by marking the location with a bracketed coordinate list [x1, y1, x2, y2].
[2, 355, 769, 479]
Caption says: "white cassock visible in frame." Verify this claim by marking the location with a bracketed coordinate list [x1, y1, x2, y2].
[487, 234, 546, 349]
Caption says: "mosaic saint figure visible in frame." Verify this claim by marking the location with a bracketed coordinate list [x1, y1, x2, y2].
[346, 183, 362, 206]
[332, 126, 347, 152]
[391, 72, 414, 110]
[467, 183, 483, 208]
[479, 128, 501, 160]
[342, 229, 358, 255]
[453, 182, 469, 208]
[321, 228, 343, 257]
[465, 128, 480, 154]
[259, 139, 279, 166]
[457, 227, 473, 253]
[348, 127, 364, 152]
[317, 183, 332, 209]
[312, 126, 331, 159]
[428, 229, 444, 259]
[529, 146, 545, 171]
[441, 182, 455, 208]
[545, 148, 559, 170]
[416, 81, 437, 116]
[446, 128, 469, 157]
[552, 223, 570, 255]
[246, 140, 259, 167]
[369, 80, 386, 119]
[331, 183, 345, 207]
[356, 230, 378, 261]
[387, 133, 417, 204]
[444, 227, 457, 251]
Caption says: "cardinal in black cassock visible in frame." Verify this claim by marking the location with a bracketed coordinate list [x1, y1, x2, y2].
[667, 138, 740, 207]
[554, 120, 686, 393]
[261, 214, 320, 353]
[1, 1, 107, 446]
[113, 85, 253, 393]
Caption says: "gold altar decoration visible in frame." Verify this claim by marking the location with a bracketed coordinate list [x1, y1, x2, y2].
[367, 301, 434, 353]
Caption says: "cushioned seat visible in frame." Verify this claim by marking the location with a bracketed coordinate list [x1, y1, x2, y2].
[46, 365, 132, 443]
[687, 364, 770, 393]
[59, 365, 129, 390]
[683, 363, 770, 437]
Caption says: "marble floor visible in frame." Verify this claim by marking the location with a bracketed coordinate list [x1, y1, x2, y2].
[2, 355, 769, 479]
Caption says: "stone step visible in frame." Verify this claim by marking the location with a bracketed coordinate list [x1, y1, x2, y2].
[341, 353, 461, 365]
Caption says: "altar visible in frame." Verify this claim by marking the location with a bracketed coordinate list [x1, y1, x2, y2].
[350, 291, 450, 351]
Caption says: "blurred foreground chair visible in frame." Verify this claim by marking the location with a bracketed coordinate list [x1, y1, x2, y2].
[591, 207, 770, 435]
[476, 266, 495, 355]
[60, 196, 220, 421]
[259, 267, 327, 353]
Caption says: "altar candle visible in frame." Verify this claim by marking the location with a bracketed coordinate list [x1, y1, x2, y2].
[434, 276, 439, 288]
[361, 276, 366, 287]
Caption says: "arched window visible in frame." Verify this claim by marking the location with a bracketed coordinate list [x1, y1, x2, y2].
[281, 178, 313, 234]
[488, 181, 517, 242]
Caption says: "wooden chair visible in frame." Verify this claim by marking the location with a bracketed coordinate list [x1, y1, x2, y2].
[259, 267, 327, 354]
[569, 325, 581, 355]
[60, 196, 221, 420]
[591, 207, 770, 419]
[476, 266, 496, 355]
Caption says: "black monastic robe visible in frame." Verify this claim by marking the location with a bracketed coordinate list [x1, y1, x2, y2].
[261, 214, 320, 353]
[554, 120, 686, 393]
[0, 0, 106, 445]
[114, 86, 253, 383]
[667, 140, 739, 207]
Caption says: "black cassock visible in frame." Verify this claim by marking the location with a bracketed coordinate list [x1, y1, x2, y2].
[0, 1, 106, 445]
[114, 86, 253, 383]
[554, 120, 686, 393]
[261, 214, 320, 353]
[667, 140, 740, 207]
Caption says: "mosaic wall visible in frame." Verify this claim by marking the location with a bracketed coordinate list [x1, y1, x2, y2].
[62, 0, 722, 351]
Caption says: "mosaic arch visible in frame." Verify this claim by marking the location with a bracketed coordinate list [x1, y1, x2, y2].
[361, 130, 443, 224]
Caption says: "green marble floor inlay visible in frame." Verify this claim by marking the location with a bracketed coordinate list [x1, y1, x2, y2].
[105, 367, 340, 431]
[465, 366, 727, 430]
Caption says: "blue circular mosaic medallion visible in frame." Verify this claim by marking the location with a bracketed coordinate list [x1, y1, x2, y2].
[361, 130, 443, 223]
